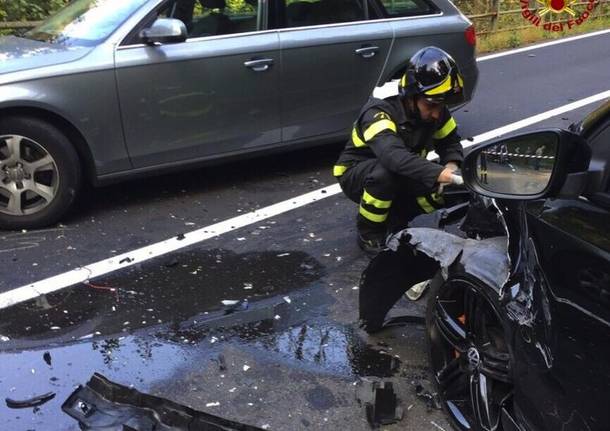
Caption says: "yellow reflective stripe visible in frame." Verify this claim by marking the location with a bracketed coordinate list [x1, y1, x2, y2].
[400, 74, 407, 87]
[359, 206, 388, 223]
[362, 190, 392, 209]
[416, 196, 435, 214]
[363, 119, 397, 141]
[352, 127, 366, 148]
[420, 148, 428, 158]
[424, 74, 452, 96]
[433, 117, 457, 140]
[430, 192, 444, 204]
[333, 165, 348, 177]
[457, 73, 464, 88]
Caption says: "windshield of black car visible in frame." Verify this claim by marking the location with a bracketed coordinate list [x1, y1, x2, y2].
[24, 0, 150, 47]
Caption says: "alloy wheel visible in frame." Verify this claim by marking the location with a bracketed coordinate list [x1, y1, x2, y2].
[0, 135, 60, 216]
[429, 280, 513, 431]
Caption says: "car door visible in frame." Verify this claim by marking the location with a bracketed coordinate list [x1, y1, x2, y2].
[524, 123, 610, 430]
[272, 0, 392, 142]
[115, 0, 281, 168]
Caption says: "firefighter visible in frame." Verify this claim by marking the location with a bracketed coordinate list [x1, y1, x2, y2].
[333, 47, 466, 255]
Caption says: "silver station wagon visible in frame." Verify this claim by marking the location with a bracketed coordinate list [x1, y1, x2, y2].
[0, 0, 478, 229]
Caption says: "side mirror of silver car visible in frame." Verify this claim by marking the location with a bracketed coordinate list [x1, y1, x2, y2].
[462, 129, 591, 200]
[139, 18, 187, 45]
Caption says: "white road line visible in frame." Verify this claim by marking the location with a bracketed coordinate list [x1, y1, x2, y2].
[477, 29, 610, 62]
[1, 91, 609, 310]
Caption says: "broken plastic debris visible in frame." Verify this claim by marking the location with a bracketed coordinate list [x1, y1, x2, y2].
[243, 283, 253, 290]
[0, 335, 9, 342]
[176, 233, 186, 241]
[243, 365, 251, 372]
[283, 296, 292, 304]
[62, 374, 266, 430]
[274, 315, 281, 320]
[356, 380, 403, 427]
[119, 257, 134, 264]
[43, 352, 52, 367]
[221, 300, 239, 306]
[50, 326, 61, 330]
[276, 253, 290, 257]
[431, 421, 448, 431]
[205, 402, 220, 407]
[237, 237, 246, 241]
[6, 392, 56, 409]
[414, 382, 441, 411]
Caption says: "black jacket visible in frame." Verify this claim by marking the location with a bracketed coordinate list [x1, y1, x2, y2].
[334, 96, 463, 191]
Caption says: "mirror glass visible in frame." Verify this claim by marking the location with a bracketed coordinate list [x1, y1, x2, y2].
[476, 132, 558, 195]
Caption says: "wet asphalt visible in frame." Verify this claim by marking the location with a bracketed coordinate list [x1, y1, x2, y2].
[1, 32, 610, 430]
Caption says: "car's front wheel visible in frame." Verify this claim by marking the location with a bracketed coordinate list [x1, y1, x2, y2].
[0, 116, 81, 230]
[426, 275, 518, 431]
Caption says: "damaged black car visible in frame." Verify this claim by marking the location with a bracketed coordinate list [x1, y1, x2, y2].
[361, 100, 610, 431]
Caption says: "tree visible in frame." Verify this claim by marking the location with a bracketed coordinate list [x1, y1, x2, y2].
[0, 0, 68, 22]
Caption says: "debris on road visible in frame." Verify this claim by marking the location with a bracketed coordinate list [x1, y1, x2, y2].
[43, 352, 52, 367]
[356, 380, 403, 428]
[62, 374, 266, 430]
[414, 381, 441, 411]
[5, 392, 56, 409]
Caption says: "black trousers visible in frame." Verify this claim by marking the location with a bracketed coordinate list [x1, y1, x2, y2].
[338, 159, 443, 233]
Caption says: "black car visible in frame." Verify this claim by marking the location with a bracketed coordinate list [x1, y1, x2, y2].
[362, 100, 610, 431]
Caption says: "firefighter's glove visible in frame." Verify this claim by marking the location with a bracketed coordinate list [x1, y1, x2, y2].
[451, 173, 464, 186]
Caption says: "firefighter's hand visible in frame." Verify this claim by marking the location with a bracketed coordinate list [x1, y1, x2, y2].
[438, 168, 464, 186]
[445, 162, 459, 172]
[438, 168, 456, 183]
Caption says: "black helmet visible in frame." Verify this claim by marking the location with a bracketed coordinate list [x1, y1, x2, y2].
[398, 47, 465, 106]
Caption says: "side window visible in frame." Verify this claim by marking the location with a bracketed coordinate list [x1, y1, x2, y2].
[377, 0, 434, 17]
[282, 0, 365, 28]
[161, 0, 259, 38]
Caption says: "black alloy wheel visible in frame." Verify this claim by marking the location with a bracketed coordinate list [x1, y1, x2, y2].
[426, 277, 515, 431]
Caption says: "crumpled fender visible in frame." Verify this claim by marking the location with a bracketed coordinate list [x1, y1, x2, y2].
[387, 227, 510, 294]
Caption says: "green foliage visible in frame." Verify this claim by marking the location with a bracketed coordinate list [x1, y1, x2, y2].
[0, 0, 68, 22]
[226, 0, 254, 14]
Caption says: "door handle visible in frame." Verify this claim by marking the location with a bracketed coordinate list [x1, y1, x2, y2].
[244, 58, 274, 72]
[354, 46, 379, 59]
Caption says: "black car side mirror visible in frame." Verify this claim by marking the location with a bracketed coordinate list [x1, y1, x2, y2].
[462, 129, 590, 200]
[140, 18, 188, 45]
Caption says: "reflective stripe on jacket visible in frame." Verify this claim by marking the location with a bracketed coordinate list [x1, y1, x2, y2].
[334, 96, 463, 192]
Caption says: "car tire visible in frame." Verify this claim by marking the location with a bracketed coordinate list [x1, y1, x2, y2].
[426, 272, 518, 431]
[0, 116, 81, 230]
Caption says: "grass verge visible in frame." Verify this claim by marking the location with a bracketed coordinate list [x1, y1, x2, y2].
[477, 16, 610, 54]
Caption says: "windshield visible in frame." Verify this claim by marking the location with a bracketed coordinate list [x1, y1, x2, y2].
[24, 0, 150, 47]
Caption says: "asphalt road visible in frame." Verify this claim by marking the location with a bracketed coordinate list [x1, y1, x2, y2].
[1, 31, 609, 431]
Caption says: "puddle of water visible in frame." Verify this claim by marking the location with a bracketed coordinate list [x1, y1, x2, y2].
[0, 248, 403, 429]
[215, 321, 401, 378]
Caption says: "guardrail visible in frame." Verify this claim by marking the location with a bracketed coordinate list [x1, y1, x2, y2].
[1, 1, 609, 35]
